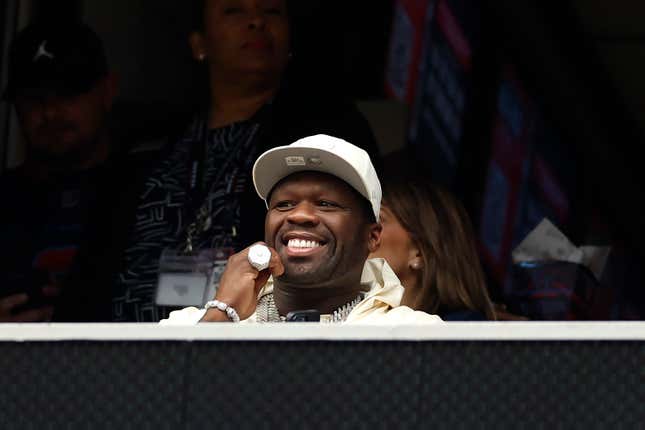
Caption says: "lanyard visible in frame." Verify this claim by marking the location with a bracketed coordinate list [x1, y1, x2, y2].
[181, 118, 261, 254]
[185, 117, 209, 221]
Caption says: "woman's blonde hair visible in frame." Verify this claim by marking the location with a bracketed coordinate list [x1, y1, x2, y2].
[382, 178, 496, 320]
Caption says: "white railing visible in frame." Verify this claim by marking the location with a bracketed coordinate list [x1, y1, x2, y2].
[0, 321, 643, 342]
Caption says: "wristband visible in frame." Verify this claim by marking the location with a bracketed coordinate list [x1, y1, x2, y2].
[204, 300, 241, 322]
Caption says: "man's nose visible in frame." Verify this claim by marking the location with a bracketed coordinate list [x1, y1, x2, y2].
[248, 10, 266, 30]
[41, 98, 63, 120]
[286, 202, 319, 226]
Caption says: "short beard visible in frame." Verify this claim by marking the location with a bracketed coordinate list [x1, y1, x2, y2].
[277, 262, 335, 286]
[275, 250, 353, 289]
[26, 133, 104, 172]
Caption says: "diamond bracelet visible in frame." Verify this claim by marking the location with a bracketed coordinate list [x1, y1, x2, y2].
[204, 300, 241, 323]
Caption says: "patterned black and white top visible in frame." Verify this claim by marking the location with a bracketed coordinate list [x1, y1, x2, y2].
[112, 118, 260, 322]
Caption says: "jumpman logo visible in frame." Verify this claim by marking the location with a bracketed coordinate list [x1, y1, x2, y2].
[33, 40, 55, 62]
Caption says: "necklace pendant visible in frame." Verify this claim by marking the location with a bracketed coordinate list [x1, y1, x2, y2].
[260, 292, 367, 324]
[320, 314, 333, 323]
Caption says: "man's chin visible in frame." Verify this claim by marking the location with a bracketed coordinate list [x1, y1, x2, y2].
[30, 146, 77, 161]
[29, 149, 92, 174]
[277, 264, 330, 286]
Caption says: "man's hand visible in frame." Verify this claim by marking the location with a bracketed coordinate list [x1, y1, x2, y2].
[202, 243, 284, 322]
[0, 285, 60, 322]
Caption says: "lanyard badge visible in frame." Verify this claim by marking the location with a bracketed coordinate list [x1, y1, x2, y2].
[155, 247, 233, 307]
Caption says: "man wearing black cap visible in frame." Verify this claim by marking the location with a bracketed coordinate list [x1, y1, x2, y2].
[0, 21, 118, 322]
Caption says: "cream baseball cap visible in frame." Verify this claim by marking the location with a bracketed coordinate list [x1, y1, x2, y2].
[252, 134, 381, 221]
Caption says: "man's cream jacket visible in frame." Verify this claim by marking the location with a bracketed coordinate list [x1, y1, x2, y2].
[160, 258, 443, 325]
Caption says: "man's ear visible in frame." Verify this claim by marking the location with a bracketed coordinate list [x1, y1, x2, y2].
[102, 71, 119, 110]
[367, 222, 382, 254]
[189, 31, 207, 61]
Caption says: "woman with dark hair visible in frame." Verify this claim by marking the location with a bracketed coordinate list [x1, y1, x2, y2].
[57, 0, 379, 322]
[370, 177, 496, 320]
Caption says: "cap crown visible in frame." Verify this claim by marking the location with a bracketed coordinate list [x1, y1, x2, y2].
[4, 21, 108, 99]
[253, 134, 382, 221]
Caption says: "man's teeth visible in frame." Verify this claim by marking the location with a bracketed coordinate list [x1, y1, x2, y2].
[287, 239, 321, 249]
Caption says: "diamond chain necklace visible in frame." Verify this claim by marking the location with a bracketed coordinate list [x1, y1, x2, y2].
[256, 292, 366, 323]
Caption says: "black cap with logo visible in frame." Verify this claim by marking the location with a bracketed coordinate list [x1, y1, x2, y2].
[3, 21, 108, 101]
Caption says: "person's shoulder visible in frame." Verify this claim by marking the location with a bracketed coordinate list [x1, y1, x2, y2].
[0, 167, 47, 223]
[109, 100, 195, 166]
[385, 306, 444, 324]
[351, 304, 443, 324]
[108, 115, 194, 178]
[119, 136, 170, 170]
[439, 309, 488, 321]
[0, 166, 21, 184]
[0, 166, 33, 193]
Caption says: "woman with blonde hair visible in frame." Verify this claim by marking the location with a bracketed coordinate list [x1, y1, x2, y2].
[370, 175, 496, 320]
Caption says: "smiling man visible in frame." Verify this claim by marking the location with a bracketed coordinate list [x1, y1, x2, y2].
[162, 134, 442, 324]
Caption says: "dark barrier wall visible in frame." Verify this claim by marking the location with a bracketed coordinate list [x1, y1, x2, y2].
[1, 339, 644, 429]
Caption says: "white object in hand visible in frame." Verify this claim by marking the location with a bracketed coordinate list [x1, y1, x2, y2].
[247, 244, 271, 271]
